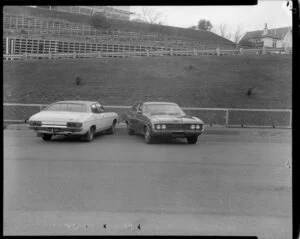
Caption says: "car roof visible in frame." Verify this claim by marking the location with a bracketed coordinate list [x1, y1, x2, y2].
[52, 100, 99, 105]
[143, 102, 178, 105]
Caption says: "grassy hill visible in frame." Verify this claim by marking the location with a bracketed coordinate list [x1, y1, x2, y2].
[3, 6, 236, 48]
[3, 55, 291, 109]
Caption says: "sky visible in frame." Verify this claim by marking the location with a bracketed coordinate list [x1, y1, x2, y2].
[130, 1, 292, 36]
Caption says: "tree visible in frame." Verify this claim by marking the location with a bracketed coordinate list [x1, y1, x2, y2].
[219, 24, 227, 37]
[233, 25, 244, 44]
[211, 24, 232, 41]
[215, 24, 232, 40]
[89, 13, 112, 30]
[136, 7, 166, 25]
[197, 19, 213, 31]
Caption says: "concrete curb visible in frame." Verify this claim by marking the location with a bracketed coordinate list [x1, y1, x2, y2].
[3, 123, 291, 137]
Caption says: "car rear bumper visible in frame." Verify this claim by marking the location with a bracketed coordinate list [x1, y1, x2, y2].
[151, 130, 204, 138]
[29, 126, 87, 136]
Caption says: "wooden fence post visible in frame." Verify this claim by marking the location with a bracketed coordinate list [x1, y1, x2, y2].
[216, 47, 220, 56]
[146, 50, 149, 57]
[97, 51, 101, 58]
[49, 52, 52, 59]
[170, 48, 173, 56]
[225, 110, 229, 126]
[262, 46, 266, 54]
[289, 110, 292, 128]
[73, 52, 76, 59]
[23, 53, 28, 60]
[193, 49, 197, 56]
[239, 48, 244, 55]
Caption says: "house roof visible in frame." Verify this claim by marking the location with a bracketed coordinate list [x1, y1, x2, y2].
[240, 26, 291, 42]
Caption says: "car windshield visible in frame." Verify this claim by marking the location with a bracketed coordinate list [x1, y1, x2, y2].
[143, 104, 185, 116]
[45, 103, 87, 112]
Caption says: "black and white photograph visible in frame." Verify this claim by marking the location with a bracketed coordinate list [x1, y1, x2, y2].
[3, 1, 294, 237]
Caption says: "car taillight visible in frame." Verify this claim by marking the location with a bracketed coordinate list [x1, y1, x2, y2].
[67, 122, 82, 128]
[29, 121, 42, 126]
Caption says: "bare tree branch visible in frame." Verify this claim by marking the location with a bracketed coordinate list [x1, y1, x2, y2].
[211, 24, 232, 41]
[219, 24, 226, 37]
[226, 32, 232, 41]
[233, 25, 244, 44]
[137, 7, 166, 25]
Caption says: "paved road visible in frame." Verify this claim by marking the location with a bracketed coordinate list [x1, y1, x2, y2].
[3, 128, 292, 237]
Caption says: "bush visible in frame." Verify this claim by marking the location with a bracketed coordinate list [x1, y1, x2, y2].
[20, 29, 27, 35]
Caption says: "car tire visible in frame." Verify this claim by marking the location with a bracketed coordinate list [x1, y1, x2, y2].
[84, 127, 95, 142]
[126, 122, 135, 135]
[42, 134, 52, 141]
[145, 126, 154, 144]
[107, 121, 116, 134]
[187, 136, 198, 144]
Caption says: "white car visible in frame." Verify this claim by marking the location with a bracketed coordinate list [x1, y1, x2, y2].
[28, 101, 118, 142]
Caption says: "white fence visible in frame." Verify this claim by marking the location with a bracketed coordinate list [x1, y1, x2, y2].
[4, 47, 291, 61]
[3, 49, 242, 60]
[3, 103, 292, 128]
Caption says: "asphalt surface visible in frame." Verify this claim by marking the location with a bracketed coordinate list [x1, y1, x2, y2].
[3, 127, 292, 237]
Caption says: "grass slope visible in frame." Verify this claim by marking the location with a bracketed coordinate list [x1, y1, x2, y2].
[3, 55, 291, 109]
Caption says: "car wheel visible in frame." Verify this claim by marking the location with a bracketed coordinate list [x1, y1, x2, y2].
[145, 126, 154, 144]
[84, 127, 95, 142]
[126, 122, 135, 135]
[187, 136, 198, 144]
[107, 121, 116, 134]
[42, 134, 52, 141]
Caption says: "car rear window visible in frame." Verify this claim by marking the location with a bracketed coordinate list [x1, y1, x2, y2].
[46, 103, 87, 112]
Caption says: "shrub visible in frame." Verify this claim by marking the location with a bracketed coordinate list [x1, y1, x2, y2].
[246, 86, 256, 96]
[185, 64, 196, 70]
[89, 13, 112, 30]
[20, 29, 27, 35]
[75, 75, 82, 85]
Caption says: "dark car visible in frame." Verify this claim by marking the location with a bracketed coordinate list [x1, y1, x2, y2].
[124, 102, 204, 144]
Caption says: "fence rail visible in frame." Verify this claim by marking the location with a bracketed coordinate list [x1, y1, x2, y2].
[3, 103, 292, 128]
[3, 48, 241, 60]
[4, 46, 290, 60]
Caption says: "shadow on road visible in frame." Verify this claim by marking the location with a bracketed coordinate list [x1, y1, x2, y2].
[132, 134, 189, 145]
[49, 132, 113, 143]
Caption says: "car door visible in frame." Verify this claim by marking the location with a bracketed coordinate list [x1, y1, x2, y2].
[135, 103, 145, 134]
[136, 103, 152, 134]
[96, 103, 110, 129]
[91, 104, 104, 132]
